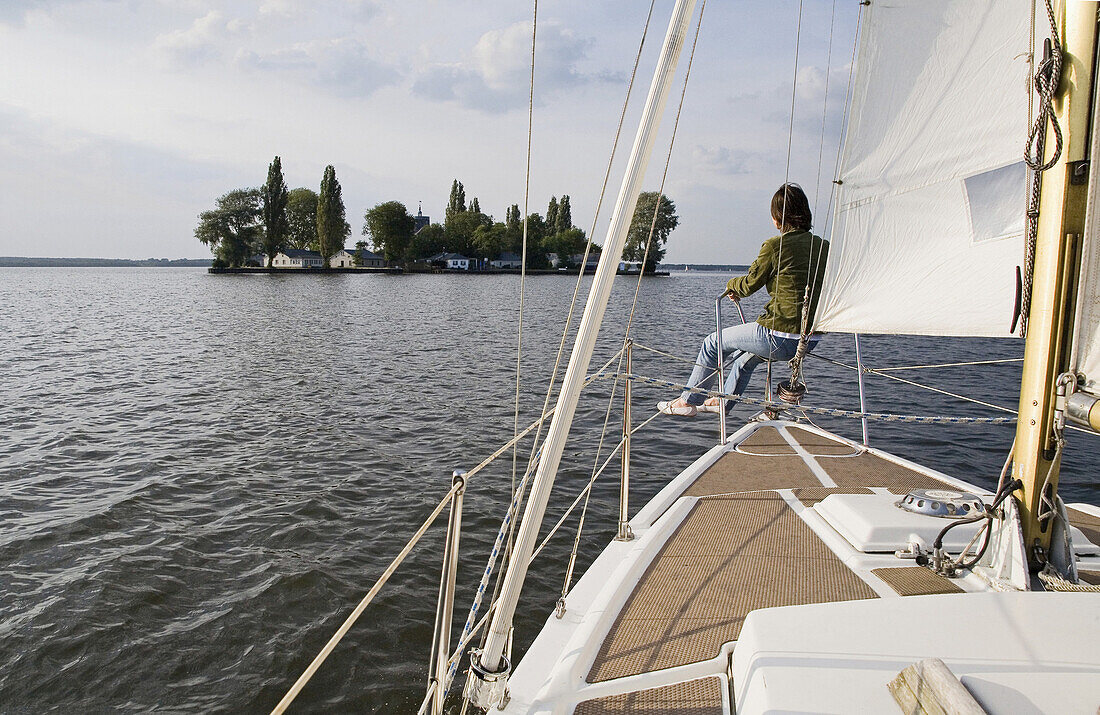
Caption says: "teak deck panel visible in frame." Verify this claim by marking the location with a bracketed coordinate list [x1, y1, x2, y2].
[683, 450, 819, 496]
[872, 567, 965, 596]
[588, 424, 955, 685]
[573, 677, 722, 714]
[587, 491, 877, 682]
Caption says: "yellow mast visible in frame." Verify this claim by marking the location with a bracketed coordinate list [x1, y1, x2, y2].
[1013, 0, 1097, 570]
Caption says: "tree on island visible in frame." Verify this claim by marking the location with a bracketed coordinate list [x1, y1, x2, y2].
[363, 201, 416, 264]
[556, 195, 572, 235]
[445, 180, 466, 225]
[195, 188, 263, 267]
[409, 223, 446, 261]
[473, 222, 509, 260]
[261, 156, 289, 267]
[520, 212, 552, 268]
[546, 196, 559, 236]
[624, 191, 678, 273]
[544, 227, 588, 268]
[505, 204, 522, 231]
[445, 209, 492, 257]
[316, 165, 350, 266]
[286, 188, 319, 250]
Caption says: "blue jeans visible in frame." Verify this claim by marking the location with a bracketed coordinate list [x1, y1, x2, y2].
[681, 322, 818, 406]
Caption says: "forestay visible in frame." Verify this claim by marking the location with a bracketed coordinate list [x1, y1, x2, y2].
[814, 0, 1033, 337]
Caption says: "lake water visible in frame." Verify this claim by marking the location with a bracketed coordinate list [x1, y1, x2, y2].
[1, 268, 1096, 712]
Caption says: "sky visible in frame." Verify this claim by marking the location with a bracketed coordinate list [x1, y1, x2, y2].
[0, 0, 859, 263]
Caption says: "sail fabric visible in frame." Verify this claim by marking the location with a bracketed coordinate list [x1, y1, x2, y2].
[1073, 114, 1100, 391]
[813, 0, 1032, 337]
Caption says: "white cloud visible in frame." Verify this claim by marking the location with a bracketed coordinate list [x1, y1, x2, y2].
[153, 11, 248, 70]
[235, 37, 397, 97]
[412, 21, 600, 113]
[691, 145, 755, 176]
[258, 0, 377, 21]
[796, 66, 826, 102]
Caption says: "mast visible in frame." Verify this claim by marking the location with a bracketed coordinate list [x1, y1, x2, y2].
[1013, 0, 1097, 569]
[471, 0, 699, 685]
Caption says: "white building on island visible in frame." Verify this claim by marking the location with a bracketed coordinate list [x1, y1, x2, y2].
[428, 252, 471, 270]
[272, 249, 324, 268]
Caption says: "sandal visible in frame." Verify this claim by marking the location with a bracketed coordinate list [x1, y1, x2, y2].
[699, 398, 724, 414]
[657, 399, 698, 417]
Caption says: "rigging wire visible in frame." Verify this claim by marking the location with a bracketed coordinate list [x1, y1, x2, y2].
[811, 0, 838, 221]
[808, 352, 1018, 415]
[769, 0, 804, 337]
[818, 0, 865, 244]
[794, 0, 865, 399]
[556, 0, 710, 607]
[804, 0, 848, 334]
[511, 0, 539, 526]
[475, 1, 660, 664]
[872, 358, 1025, 372]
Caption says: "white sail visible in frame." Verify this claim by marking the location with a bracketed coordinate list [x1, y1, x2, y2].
[814, 0, 1033, 337]
[1073, 78, 1100, 392]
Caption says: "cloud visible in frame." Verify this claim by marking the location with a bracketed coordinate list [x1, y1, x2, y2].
[258, 0, 377, 22]
[153, 11, 248, 70]
[235, 38, 397, 97]
[692, 145, 755, 175]
[796, 66, 826, 102]
[412, 21, 602, 113]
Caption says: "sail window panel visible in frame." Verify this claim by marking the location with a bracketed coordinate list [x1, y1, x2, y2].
[963, 162, 1027, 244]
[814, 0, 1033, 337]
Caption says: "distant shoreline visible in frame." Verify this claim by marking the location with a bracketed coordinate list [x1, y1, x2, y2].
[0, 257, 212, 267]
[0, 257, 749, 271]
[207, 266, 675, 276]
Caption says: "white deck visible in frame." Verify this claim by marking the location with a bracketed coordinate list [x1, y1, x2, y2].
[500, 420, 1100, 714]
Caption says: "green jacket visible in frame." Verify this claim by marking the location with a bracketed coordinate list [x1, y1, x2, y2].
[726, 230, 829, 335]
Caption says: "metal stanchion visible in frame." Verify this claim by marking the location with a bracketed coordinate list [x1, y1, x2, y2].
[715, 294, 727, 443]
[854, 334, 869, 446]
[715, 291, 745, 444]
[617, 340, 634, 541]
[428, 470, 466, 715]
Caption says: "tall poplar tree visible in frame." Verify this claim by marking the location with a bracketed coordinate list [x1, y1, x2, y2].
[261, 156, 289, 267]
[546, 196, 559, 236]
[557, 195, 572, 235]
[469, 197, 481, 214]
[445, 180, 466, 225]
[316, 165, 349, 266]
[505, 204, 521, 231]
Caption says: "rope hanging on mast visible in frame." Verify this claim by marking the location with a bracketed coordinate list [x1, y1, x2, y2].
[1020, 0, 1063, 337]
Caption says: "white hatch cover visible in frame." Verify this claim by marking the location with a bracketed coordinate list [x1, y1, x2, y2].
[814, 493, 1100, 554]
[732, 592, 1100, 715]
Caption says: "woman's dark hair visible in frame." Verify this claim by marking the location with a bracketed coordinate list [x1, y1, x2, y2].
[770, 183, 812, 232]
